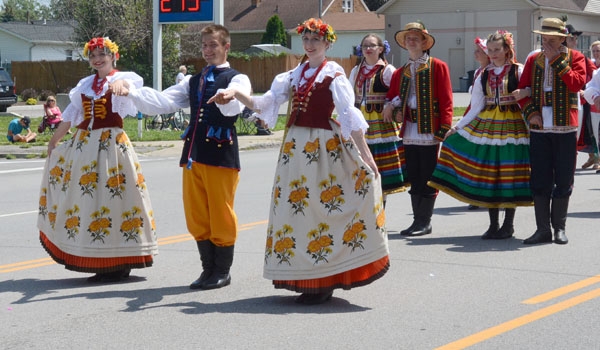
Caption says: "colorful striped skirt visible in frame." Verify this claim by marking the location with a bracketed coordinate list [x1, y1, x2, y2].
[362, 106, 407, 194]
[428, 106, 533, 208]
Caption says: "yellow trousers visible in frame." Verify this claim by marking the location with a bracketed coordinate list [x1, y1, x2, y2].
[182, 162, 239, 246]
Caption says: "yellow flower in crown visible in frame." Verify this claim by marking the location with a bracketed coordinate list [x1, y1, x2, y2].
[83, 37, 120, 60]
[296, 18, 337, 43]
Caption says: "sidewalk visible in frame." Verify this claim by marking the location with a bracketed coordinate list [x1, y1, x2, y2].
[0, 130, 285, 159]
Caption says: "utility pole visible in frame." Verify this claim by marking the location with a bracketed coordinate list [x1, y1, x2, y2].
[319, 0, 322, 18]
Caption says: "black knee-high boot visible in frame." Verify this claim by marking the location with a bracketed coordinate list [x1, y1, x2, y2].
[202, 245, 235, 290]
[408, 196, 435, 236]
[481, 208, 499, 239]
[524, 196, 553, 245]
[190, 240, 215, 289]
[401, 194, 421, 235]
[551, 197, 569, 245]
[494, 208, 515, 239]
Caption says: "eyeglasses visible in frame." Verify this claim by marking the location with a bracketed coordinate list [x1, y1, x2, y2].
[362, 45, 380, 50]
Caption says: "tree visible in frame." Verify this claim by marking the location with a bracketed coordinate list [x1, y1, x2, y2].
[0, 0, 49, 22]
[48, 0, 183, 87]
[261, 15, 286, 46]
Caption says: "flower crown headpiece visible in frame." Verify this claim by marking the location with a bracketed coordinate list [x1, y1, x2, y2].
[83, 37, 120, 60]
[494, 30, 517, 64]
[296, 18, 337, 43]
[354, 40, 391, 57]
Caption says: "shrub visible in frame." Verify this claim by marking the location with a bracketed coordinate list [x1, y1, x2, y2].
[26, 98, 38, 105]
[39, 90, 55, 101]
[21, 88, 38, 100]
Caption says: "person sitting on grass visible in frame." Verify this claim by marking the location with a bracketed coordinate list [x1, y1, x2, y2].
[7, 116, 37, 143]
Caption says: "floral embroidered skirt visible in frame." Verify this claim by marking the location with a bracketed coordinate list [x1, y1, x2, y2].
[429, 107, 533, 209]
[361, 107, 407, 195]
[264, 122, 389, 293]
[38, 127, 158, 273]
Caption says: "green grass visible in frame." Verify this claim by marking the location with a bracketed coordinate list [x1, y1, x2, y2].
[0, 114, 287, 145]
[1, 107, 467, 145]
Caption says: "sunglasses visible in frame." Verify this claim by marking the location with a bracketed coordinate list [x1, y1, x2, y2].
[48, 99, 56, 102]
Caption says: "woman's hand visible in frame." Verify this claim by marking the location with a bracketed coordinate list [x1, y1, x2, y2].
[444, 126, 457, 140]
[382, 104, 394, 123]
[512, 88, 530, 101]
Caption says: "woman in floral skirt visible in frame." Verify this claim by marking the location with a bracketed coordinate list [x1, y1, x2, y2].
[210, 18, 389, 304]
[37, 37, 158, 282]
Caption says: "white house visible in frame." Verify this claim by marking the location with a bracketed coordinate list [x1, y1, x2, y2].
[0, 20, 79, 65]
[378, 0, 600, 91]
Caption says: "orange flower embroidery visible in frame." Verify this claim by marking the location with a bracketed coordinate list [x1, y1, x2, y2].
[342, 213, 367, 252]
[306, 223, 334, 264]
[302, 138, 320, 164]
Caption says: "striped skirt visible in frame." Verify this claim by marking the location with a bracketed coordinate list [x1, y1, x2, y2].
[362, 106, 407, 194]
[429, 106, 533, 208]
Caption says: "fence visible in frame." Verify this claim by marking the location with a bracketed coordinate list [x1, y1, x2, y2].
[11, 55, 358, 95]
[12, 61, 92, 95]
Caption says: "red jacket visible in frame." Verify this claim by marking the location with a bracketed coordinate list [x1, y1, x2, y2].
[518, 48, 586, 127]
[386, 57, 453, 141]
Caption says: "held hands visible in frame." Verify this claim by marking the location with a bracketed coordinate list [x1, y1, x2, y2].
[109, 80, 130, 96]
[444, 126, 458, 140]
[207, 89, 236, 105]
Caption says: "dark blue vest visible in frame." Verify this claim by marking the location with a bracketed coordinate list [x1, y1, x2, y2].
[180, 67, 241, 169]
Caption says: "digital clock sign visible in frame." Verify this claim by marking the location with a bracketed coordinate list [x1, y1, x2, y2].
[158, 0, 213, 23]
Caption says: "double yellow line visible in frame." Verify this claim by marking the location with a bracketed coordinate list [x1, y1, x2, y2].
[0, 220, 267, 274]
[436, 274, 600, 349]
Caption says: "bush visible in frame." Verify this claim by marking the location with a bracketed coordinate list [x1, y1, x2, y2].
[39, 90, 55, 101]
[21, 88, 38, 101]
[26, 98, 38, 105]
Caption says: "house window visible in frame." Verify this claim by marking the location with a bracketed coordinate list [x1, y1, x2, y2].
[578, 35, 591, 57]
[343, 0, 353, 13]
[65, 50, 73, 61]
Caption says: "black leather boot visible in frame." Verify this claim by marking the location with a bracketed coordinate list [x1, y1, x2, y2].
[400, 194, 421, 235]
[481, 208, 499, 240]
[551, 197, 569, 245]
[190, 240, 215, 289]
[494, 208, 515, 239]
[524, 196, 552, 245]
[408, 196, 435, 236]
[202, 245, 234, 290]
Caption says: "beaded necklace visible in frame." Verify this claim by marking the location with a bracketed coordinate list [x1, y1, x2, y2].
[297, 59, 327, 98]
[488, 64, 510, 91]
[92, 70, 117, 96]
[355, 61, 382, 89]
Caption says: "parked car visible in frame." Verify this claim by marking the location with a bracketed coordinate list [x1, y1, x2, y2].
[0, 68, 18, 112]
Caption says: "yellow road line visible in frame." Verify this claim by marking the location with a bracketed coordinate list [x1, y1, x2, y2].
[0, 220, 268, 274]
[0, 257, 56, 273]
[523, 274, 600, 304]
[436, 287, 600, 350]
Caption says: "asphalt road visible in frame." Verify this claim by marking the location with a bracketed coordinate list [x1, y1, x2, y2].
[1, 147, 599, 349]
